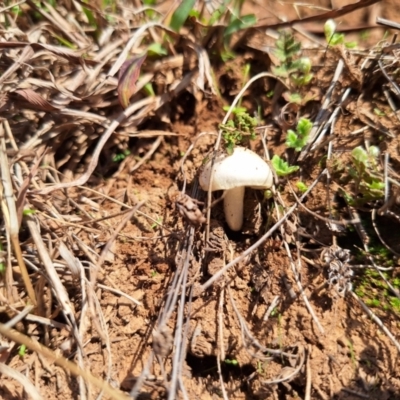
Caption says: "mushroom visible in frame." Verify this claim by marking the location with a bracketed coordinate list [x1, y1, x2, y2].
[199, 146, 273, 231]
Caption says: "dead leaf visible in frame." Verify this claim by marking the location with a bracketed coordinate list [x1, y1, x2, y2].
[16, 146, 47, 228]
[118, 53, 147, 109]
[0, 42, 95, 64]
[12, 89, 60, 112]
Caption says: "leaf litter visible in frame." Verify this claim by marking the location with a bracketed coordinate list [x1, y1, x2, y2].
[1, 1, 400, 400]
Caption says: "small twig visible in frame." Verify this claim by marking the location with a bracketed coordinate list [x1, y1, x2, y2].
[168, 230, 193, 400]
[371, 209, 400, 257]
[376, 17, 400, 31]
[0, 123, 37, 305]
[179, 131, 216, 193]
[4, 305, 35, 328]
[260, 345, 306, 385]
[347, 206, 400, 299]
[283, 240, 324, 334]
[216, 352, 229, 400]
[97, 283, 142, 307]
[263, 296, 280, 322]
[313, 384, 330, 400]
[288, 183, 360, 227]
[305, 345, 312, 400]
[298, 59, 344, 160]
[218, 287, 226, 361]
[310, 87, 352, 151]
[384, 152, 390, 205]
[130, 136, 163, 173]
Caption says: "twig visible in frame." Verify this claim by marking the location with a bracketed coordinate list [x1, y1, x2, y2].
[260, 345, 306, 385]
[228, 287, 297, 359]
[97, 284, 142, 307]
[218, 287, 226, 361]
[26, 214, 89, 397]
[0, 137, 36, 305]
[130, 136, 163, 173]
[341, 387, 369, 398]
[0, 324, 130, 400]
[376, 17, 400, 31]
[298, 59, 344, 160]
[371, 209, 400, 257]
[263, 296, 280, 322]
[86, 277, 113, 400]
[4, 305, 35, 328]
[283, 240, 324, 334]
[305, 345, 312, 400]
[216, 352, 229, 400]
[168, 226, 195, 400]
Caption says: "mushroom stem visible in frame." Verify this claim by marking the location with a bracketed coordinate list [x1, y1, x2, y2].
[224, 186, 245, 231]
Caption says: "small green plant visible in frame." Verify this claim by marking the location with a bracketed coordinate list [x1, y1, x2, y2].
[264, 189, 273, 199]
[219, 111, 258, 154]
[256, 360, 264, 374]
[285, 118, 313, 151]
[18, 344, 27, 357]
[324, 19, 357, 48]
[143, 83, 155, 97]
[354, 256, 400, 317]
[389, 297, 400, 312]
[347, 340, 357, 370]
[23, 208, 36, 216]
[113, 149, 131, 162]
[271, 155, 299, 177]
[168, 0, 256, 60]
[6, 1, 22, 17]
[147, 43, 168, 57]
[296, 181, 308, 193]
[150, 270, 158, 278]
[150, 216, 163, 230]
[222, 105, 247, 115]
[348, 146, 385, 204]
[272, 31, 313, 88]
[224, 358, 239, 366]
[266, 90, 274, 98]
[373, 108, 385, 117]
[270, 307, 278, 317]
[365, 298, 381, 307]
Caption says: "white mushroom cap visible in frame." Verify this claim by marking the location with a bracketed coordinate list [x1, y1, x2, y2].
[199, 146, 273, 231]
